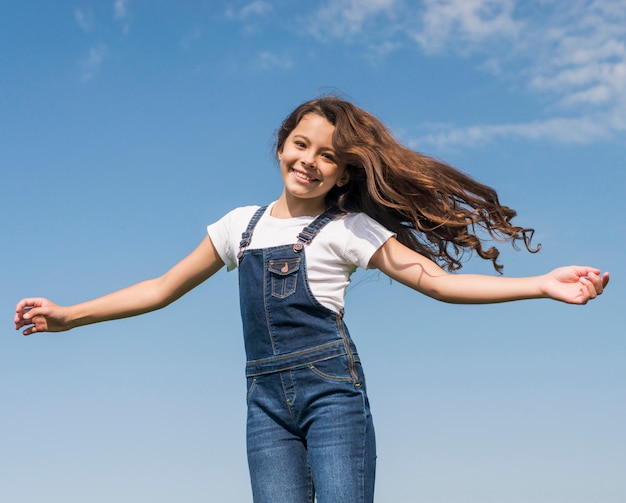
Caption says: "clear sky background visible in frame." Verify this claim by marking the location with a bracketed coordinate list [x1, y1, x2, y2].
[2, 1, 624, 502]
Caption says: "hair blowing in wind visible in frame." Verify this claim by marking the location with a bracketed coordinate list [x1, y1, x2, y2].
[277, 96, 539, 273]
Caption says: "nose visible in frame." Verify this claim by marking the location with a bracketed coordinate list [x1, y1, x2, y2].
[301, 151, 316, 167]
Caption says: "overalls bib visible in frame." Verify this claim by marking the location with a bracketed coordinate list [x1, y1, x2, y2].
[238, 206, 376, 503]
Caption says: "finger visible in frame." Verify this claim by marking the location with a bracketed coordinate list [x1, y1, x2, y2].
[15, 298, 36, 312]
[14, 308, 33, 329]
[572, 266, 601, 278]
[588, 271, 607, 295]
[601, 272, 610, 289]
[15, 318, 30, 330]
[15, 298, 46, 314]
[15, 307, 46, 332]
[23, 314, 50, 335]
[22, 325, 37, 336]
[580, 277, 597, 301]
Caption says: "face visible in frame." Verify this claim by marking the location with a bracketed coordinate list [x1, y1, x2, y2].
[277, 113, 348, 215]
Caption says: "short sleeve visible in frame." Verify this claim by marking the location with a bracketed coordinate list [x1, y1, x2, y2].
[342, 213, 395, 269]
[207, 206, 259, 271]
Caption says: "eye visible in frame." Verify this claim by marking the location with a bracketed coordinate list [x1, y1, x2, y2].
[321, 152, 336, 162]
[294, 140, 306, 148]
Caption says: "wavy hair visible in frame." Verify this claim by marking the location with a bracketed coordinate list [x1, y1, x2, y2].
[276, 96, 539, 273]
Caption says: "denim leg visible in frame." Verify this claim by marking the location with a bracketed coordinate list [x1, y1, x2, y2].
[246, 372, 314, 503]
[246, 360, 376, 502]
[298, 360, 377, 503]
[306, 396, 376, 502]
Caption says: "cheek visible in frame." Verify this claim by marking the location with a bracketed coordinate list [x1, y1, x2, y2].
[278, 147, 295, 164]
[336, 166, 349, 183]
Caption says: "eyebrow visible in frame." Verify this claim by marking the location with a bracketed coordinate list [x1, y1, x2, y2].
[292, 134, 336, 152]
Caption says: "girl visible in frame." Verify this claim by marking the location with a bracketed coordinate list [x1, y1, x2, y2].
[14, 97, 608, 502]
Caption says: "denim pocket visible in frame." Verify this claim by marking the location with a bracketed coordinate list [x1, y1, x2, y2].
[307, 356, 354, 382]
[268, 258, 300, 299]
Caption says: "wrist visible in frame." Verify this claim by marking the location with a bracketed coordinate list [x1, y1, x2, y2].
[536, 274, 552, 299]
[65, 304, 87, 330]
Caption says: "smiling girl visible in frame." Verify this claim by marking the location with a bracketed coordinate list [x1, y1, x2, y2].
[15, 96, 609, 502]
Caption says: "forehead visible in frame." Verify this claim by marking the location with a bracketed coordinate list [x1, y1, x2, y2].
[292, 113, 335, 141]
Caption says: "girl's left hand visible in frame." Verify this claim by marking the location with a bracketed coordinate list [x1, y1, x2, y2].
[541, 266, 609, 304]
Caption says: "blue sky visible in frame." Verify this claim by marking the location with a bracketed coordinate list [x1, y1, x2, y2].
[2, 1, 624, 502]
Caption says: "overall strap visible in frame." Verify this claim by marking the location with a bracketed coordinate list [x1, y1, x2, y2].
[237, 205, 268, 260]
[293, 207, 344, 252]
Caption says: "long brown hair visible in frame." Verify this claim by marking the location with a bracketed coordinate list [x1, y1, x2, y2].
[276, 96, 539, 273]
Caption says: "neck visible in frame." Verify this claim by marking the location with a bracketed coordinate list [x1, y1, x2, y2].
[272, 192, 326, 219]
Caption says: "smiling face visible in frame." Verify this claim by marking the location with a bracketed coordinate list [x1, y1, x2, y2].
[275, 113, 349, 217]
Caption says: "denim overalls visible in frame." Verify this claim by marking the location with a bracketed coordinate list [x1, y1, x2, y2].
[238, 206, 376, 503]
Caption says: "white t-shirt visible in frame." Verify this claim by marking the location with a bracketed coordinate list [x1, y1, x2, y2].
[207, 202, 394, 313]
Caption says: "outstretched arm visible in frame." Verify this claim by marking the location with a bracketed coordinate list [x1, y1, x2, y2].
[369, 237, 609, 305]
[14, 235, 225, 336]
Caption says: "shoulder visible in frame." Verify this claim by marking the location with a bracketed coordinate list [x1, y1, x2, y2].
[318, 211, 395, 268]
[224, 204, 263, 222]
[209, 205, 263, 231]
[334, 211, 395, 241]
[207, 204, 265, 242]
[207, 204, 266, 271]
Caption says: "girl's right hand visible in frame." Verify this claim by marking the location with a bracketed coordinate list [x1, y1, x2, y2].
[14, 298, 73, 336]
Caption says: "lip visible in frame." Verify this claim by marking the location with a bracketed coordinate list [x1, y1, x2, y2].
[290, 168, 319, 183]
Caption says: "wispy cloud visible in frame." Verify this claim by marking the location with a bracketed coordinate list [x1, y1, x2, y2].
[257, 50, 292, 70]
[114, 0, 131, 34]
[413, 115, 615, 150]
[526, 1, 626, 110]
[224, 0, 273, 36]
[73, 1, 131, 81]
[225, 0, 272, 20]
[114, 0, 128, 20]
[306, 0, 399, 40]
[181, 27, 203, 50]
[80, 44, 108, 82]
[306, 0, 626, 146]
[414, 0, 626, 147]
[411, 0, 521, 53]
[241, 0, 272, 18]
[74, 9, 93, 32]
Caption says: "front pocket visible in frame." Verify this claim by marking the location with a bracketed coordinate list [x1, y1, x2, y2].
[307, 356, 354, 382]
[268, 258, 300, 299]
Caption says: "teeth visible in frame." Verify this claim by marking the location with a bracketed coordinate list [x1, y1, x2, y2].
[293, 170, 315, 182]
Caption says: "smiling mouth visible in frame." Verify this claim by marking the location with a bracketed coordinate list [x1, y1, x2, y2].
[291, 168, 319, 183]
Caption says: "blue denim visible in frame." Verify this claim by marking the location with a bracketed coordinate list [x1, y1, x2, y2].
[238, 207, 376, 502]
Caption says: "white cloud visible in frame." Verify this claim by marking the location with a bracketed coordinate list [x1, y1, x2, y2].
[225, 0, 272, 20]
[307, 0, 399, 40]
[257, 50, 292, 70]
[114, 0, 131, 34]
[114, 0, 128, 20]
[80, 44, 107, 82]
[302, 0, 626, 146]
[366, 40, 403, 60]
[74, 9, 93, 32]
[181, 27, 203, 50]
[241, 0, 272, 18]
[411, 0, 521, 53]
[307, 0, 520, 47]
[526, 1, 626, 111]
[412, 114, 616, 150]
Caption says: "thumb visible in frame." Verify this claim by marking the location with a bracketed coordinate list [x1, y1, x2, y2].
[23, 306, 43, 320]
